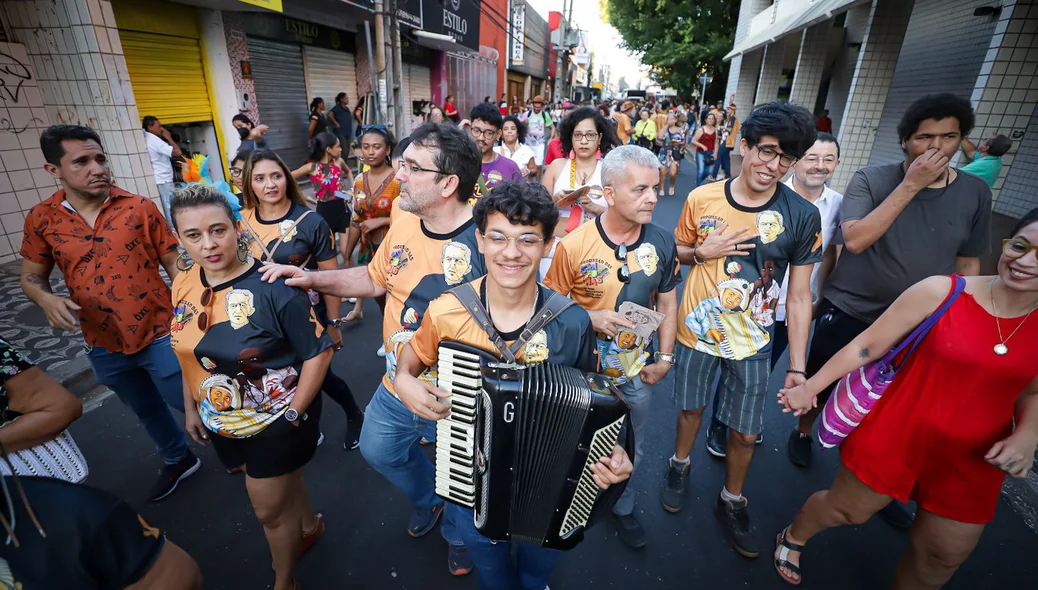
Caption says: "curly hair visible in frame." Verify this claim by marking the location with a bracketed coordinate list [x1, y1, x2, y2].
[741, 101, 818, 160]
[501, 116, 527, 145]
[470, 102, 504, 130]
[560, 106, 622, 157]
[896, 93, 975, 143]
[473, 182, 559, 239]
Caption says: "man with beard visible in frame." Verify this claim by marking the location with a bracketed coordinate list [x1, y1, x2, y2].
[19, 125, 200, 502]
[469, 102, 522, 202]
[787, 93, 991, 529]
[260, 122, 485, 576]
[705, 133, 844, 457]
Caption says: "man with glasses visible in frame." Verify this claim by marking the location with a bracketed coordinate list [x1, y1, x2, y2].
[661, 102, 821, 558]
[544, 145, 680, 549]
[787, 93, 991, 528]
[259, 122, 486, 576]
[705, 133, 844, 457]
[394, 182, 633, 589]
[469, 103, 522, 202]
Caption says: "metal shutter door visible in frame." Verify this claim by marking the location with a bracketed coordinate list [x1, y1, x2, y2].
[121, 31, 212, 124]
[247, 38, 310, 167]
[303, 46, 358, 109]
[402, 64, 431, 135]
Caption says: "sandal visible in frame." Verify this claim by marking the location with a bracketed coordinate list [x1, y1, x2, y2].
[299, 513, 325, 557]
[344, 308, 363, 322]
[774, 526, 804, 586]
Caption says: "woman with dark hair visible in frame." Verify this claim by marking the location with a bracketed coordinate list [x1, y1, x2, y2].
[539, 106, 621, 275]
[307, 98, 328, 147]
[232, 113, 269, 151]
[353, 100, 366, 137]
[291, 131, 354, 256]
[773, 208, 1038, 587]
[343, 126, 398, 331]
[426, 105, 446, 124]
[170, 184, 331, 590]
[240, 150, 366, 450]
[662, 113, 686, 196]
[690, 111, 718, 186]
[632, 108, 656, 150]
[444, 94, 460, 123]
[495, 115, 537, 180]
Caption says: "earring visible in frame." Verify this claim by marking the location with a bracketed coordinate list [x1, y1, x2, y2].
[175, 252, 193, 272]
[237, 236, 251, 263]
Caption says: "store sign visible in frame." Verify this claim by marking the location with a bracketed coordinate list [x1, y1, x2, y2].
[238, 0, 283, 12]
[510, 4, 526, 66]
[242, 12, 356, 52]
[397, 0, 423, 29]
[421, 0, 480, 52]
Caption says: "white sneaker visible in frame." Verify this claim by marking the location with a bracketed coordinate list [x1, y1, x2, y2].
[348, 297, 357, 303]
[376, 345, 386, 357]
[317, 432, 325, 446]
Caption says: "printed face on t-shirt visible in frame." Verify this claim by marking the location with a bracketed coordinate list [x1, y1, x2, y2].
[442, 242, 473, 285]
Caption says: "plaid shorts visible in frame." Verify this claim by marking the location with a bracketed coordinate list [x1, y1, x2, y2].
[672, 342, 771, 435]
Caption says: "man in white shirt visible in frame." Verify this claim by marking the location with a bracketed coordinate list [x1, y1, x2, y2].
[704, 132, 843, 457]
[142, 115, 182, 225]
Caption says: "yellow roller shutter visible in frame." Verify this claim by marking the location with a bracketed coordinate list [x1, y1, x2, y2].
[121, 31, 212, 125]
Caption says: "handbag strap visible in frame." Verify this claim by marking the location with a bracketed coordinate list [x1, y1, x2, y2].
[448, 282, 575, 363]
[885, 275, 965, 369]
[242, 209, 314, 264]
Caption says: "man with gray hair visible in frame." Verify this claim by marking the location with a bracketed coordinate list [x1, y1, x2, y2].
[544, 144, 680, 549]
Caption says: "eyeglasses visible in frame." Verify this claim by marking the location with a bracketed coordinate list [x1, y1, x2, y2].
[482, 231, 545, 251]
[229, 167, 242, 176]
[800, 156, 838, 166]
[399, 162, 448, 176]
[1003, 238, 1038, 258]
[469, 127, 499, 140]
[754, 145, 797, 168]
[615, 243, 631, 284]
[197, 287, 214, 332]
[573, 132, 600, 143]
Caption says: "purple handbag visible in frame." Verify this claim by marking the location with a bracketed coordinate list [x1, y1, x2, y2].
[818, 275, 965, 448]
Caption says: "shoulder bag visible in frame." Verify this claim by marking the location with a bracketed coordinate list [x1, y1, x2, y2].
[0, 424, 89, 483]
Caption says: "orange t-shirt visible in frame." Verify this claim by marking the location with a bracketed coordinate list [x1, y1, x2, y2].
[367, 211, 487, 394]
[20, 188, 178, 354]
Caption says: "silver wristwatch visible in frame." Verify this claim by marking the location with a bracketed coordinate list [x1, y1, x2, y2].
[285, 408, 302, 422]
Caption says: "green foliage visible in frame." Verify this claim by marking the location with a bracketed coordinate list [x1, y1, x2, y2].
[605, 0, 739, 101]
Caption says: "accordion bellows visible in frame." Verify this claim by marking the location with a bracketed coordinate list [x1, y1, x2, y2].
[435, 341, 632, 550]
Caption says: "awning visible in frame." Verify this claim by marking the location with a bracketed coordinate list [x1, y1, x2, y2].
[413, 29, 472, 53]
[725, 0, 868, 61]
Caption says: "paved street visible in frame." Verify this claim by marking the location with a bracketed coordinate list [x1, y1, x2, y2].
[61, 162, 1038, 589]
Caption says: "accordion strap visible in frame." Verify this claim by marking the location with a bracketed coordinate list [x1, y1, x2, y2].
[449, 282, 575, 363]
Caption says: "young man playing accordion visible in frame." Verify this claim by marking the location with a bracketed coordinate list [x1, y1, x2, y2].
[393, 183, 633, 590]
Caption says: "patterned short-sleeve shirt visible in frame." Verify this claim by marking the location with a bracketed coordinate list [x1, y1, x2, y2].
[0, 337, 33, 423]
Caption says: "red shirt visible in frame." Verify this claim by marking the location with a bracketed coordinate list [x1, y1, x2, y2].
[20, 187, 179, 354]
[544, 137, 564, 166]
[816, 116, 832, 133]
[445, 102, 460, 122]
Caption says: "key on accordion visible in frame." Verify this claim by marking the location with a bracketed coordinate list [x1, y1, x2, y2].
[434, 346, 482, 508]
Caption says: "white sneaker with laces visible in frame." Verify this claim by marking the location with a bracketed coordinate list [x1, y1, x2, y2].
[377, 344, 386, 357]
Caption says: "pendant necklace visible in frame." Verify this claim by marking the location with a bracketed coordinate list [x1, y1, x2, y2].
[989, 277, 1038, 356]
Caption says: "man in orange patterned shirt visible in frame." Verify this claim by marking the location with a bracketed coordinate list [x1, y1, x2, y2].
[19, 125, 200, 502]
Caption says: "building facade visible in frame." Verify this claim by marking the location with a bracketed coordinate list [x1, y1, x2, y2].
[723, 0, 1038, 219]
[505, 0, 550, 103]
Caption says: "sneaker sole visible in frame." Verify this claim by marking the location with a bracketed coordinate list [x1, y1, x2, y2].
[706, 446, 726, 458]
[149, 457, 201, 502]
[661, 495, 684, 514]
[714, 509, 760, 559]
[408, 504, 445, 538]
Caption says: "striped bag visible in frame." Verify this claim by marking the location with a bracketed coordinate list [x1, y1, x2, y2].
[0, 426, 89, 483]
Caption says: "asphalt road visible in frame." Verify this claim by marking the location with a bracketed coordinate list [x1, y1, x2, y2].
[71, 162, 1037, 589]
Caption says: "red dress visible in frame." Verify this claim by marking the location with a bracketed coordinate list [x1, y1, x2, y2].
[841, 285, 1038, 524]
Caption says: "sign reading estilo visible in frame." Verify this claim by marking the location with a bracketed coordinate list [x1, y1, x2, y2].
[421, 0, 480, 51]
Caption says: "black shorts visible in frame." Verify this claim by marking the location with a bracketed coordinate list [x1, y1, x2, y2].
[316, 199, 350, 234]
[210, 395, 322, 478]
[805, 299, 871, 404]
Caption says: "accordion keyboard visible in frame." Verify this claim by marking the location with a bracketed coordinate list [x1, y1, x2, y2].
[559, 415, 626, 538]
[434, 346, 482, 508]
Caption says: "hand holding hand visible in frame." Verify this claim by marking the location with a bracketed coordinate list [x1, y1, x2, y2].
[696, 221, 757, 260]
[590, 444, 633, 490]
[777, 377, 815, 417]
[587, 309, 635, 339]
[985, 434, 1037, 479]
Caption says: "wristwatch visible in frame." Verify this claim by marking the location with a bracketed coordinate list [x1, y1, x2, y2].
[655, 351, 675, 364]
[285, 408, 306, 423]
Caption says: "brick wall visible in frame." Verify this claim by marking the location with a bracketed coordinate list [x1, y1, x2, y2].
[867, 0, 999, 167]
[831, 0, 914, 192]
[0, 0, 157, 265]
[755, 36, 788, 105]
[222, 12, 259, 126]
[788, 23, 829, 110]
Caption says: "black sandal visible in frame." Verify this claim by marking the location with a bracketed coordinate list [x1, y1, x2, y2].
[774, 526, 804, 586]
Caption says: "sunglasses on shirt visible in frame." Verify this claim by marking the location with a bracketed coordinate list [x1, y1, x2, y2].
[198, 287, 214, 332]
[615, 243, 631, 284]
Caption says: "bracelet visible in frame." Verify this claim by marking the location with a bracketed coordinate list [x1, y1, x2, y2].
[786, 369, 807, 376]
[691, 246, 706, 265]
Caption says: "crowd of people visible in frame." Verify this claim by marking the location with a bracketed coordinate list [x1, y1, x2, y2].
[1, 88, 1035, 590]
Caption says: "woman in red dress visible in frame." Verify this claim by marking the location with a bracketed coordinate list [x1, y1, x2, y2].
[773, 209, 1038, 588]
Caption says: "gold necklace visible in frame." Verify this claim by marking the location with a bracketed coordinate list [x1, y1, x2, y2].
[989, 278, 1038, 356]
[568, 158, 594, 188]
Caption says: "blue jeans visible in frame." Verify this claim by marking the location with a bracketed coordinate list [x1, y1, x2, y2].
[450, 503, 558, 590]
[359, 382, 461, 546]
[612, 376, 652, 517]
[712, 144, 732, 178]
[710, 320, 789, 430]
[87, 334, 190, 465]
[695, 152, 713, 185]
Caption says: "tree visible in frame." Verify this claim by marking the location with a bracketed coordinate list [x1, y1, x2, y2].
[605, 0, 738, 102]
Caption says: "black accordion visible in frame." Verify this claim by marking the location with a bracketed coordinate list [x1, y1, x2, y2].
[434, 341, 633, 550]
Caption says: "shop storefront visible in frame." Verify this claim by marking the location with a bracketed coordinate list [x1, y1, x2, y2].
[506, 0, 550, 106]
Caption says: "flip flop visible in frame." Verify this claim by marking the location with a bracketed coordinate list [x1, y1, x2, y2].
[344, 309, 363, 322]
[774, 526, 804, 586]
